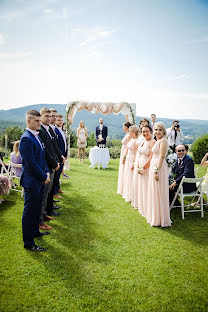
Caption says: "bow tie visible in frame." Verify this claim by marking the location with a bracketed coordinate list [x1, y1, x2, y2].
[34, 131, 39, 136]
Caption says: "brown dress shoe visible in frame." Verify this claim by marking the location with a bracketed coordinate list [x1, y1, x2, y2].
[53, 194, 63, 199]
[57, 189, 66, 194]
[43, 215, 56, 221]
[39, 223, 52, 230]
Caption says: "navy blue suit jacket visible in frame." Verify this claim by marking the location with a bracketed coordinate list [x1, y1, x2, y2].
[96, 125, 108, 144]
[19, 130, 48, 192]
[55, 127, 67, 157]
[172, 155, 196, 193]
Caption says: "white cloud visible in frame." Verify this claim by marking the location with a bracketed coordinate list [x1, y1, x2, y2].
[0, 33, 6, 45]
[80, 27, 118, 47]
[43, 9, 54, 14]
[187, 35, 208, 44]
[0, 10, 25, 22]
[175, 74, 192, 80]
[0, 51, 32, 58]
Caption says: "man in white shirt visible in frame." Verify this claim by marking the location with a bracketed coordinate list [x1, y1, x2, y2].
[150, 113, 157, 131]
[166, 120, 184, 152]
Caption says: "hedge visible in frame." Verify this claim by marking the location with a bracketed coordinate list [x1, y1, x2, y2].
[69, 147, 121, 159]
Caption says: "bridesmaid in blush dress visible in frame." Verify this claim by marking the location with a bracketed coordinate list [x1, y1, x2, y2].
[137, 125, 155, 217]
[117, 121, 132, 195]
[132, 119, 150, 209]
[122, 125, 140, 203]
[146, 122, 172, 227]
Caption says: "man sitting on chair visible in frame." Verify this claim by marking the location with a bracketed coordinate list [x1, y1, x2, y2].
[96, 118, 108, 147]
[169, 144, 196, 206]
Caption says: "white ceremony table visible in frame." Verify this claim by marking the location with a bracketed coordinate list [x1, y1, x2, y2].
[89, 147, 110, 169]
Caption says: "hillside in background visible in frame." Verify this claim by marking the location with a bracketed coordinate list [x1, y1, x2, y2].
[0, 104, 208, 142]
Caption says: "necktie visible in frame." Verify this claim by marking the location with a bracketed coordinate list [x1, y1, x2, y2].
[178, 159, 182, 167]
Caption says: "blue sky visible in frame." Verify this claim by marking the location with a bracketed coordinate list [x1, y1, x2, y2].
[0, 0, 208, 120]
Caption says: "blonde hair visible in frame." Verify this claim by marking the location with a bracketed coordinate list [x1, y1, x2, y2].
[129, 125, 140, 138]
[154, 122, 167, 137]
[77, 120, 87, 136]
[40, 107, 51, 116]
[13, 141, 20, 157]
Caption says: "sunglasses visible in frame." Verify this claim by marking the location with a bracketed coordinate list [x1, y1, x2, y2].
[177, 149, 185, 152]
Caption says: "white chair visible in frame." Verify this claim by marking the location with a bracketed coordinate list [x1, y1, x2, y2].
[170, 176, 204, 219]
[194, 166, 199, 178]
[201, 169, 208, 207]
[8, 161, 24, 197]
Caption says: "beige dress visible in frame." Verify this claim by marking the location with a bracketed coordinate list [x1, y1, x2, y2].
[122, 138, 137, 203]
[137, 139, 153, 217]
[131, 135, 145, 208]
[146, 139, 172, 227]
[77, 128, 87, 148]
[117, 133, 131, 195]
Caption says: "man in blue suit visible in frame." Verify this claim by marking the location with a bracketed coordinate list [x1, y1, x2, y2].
[19, 110, 50, 252]
[54, 114, 68, 194]
[169, 144, 196, 205]
[96, 118, 108, 147]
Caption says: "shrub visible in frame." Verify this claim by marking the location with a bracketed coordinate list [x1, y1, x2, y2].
[108, 146, 121, 159]
[191, 134, 208, 164]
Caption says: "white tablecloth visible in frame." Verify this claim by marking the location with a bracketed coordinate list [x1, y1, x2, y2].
[89, 147, 110, 169]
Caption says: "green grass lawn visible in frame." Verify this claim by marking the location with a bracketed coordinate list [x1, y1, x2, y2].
[0, 159, 208, 312]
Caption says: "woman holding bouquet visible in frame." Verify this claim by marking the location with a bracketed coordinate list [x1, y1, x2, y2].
[117, 121, 132, 195]
[137, 125, 155, 217]
[77, 121, 88, 162]
[122, 125, 140, 203]
[146, 122, 172, 227]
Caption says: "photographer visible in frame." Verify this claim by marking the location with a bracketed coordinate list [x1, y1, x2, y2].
[166, 120, 184, 152]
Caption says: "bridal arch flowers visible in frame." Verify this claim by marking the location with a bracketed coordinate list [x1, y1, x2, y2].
[66, 101, 136, 154]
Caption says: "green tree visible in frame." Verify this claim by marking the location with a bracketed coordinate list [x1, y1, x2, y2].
[1, 126, 23, 151]
[87, 133, 97, 146]
[191, 134, 208, 163]
[70, 130, 77, 148]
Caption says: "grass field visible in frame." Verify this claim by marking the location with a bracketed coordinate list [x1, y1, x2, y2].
[0, 159, 208, 312]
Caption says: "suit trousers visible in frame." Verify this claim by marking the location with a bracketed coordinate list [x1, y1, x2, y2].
[22, 185, 44, 247]
[39, 171, 54, 223]
[53, 163, 64, 194]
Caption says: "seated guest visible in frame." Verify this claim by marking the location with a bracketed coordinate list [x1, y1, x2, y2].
[169, 144, 196, 206]
[10, 141, 23, 177]
[19, 110, 50, 252]
[0, 176, 11, 196]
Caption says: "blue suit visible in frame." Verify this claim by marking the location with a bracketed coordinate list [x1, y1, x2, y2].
[19, 130, 48, 247]
[54, 127, 68, 193]
[96, 125, 108, 146]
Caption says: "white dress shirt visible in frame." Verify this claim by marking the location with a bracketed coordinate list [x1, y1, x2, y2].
[26, 128, 43, 149]
[166, 127, 184, 146]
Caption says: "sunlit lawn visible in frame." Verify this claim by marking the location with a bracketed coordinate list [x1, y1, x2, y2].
[0, 158, 208, 312]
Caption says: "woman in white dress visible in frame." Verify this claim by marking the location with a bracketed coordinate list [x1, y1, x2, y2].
[76, 121, 88, 162]
[117, 121, 132, 195]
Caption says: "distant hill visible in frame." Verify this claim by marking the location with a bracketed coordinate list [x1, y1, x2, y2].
[0, 104, 208, 143]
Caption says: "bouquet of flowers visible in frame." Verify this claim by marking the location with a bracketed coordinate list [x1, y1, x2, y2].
[137, 167, 144, 174]
[166, 149, 177, 183]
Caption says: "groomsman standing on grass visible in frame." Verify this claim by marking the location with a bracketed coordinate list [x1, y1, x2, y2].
[49, 109, 66, 198]
[19, 110, 50, 252]
[96, 118, 108, 147]
[55, 114, 68, 194]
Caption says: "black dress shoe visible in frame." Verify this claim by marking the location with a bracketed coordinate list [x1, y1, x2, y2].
[53, 205, 61, 209]
[49, 211, 61, 216]
[53, 200, 60, 203]
[34, 232, 50, 237]
[24, 245, 46, 252]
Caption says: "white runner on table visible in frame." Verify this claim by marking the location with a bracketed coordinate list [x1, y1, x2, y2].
[89, 147, 110, 169]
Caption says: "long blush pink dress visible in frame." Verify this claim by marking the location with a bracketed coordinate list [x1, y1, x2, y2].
[117, 133, 131, 195]
[122, 138, 137, 203]
[146, 139, 172, 227]
[137, 139, 153, 217]
[131, 135, 144, 208]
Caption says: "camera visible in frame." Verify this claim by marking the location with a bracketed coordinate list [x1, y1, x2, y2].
[175, 125, 180, 129]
